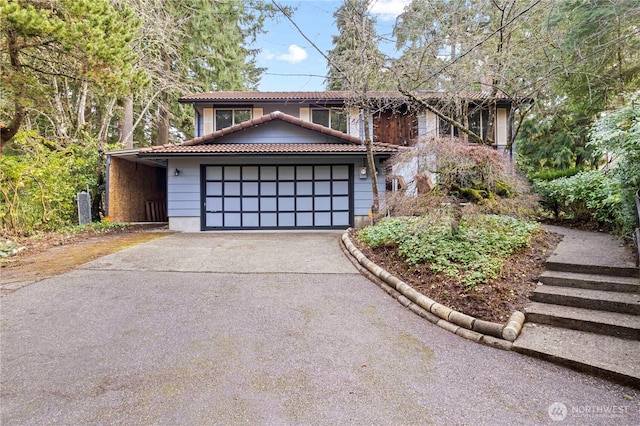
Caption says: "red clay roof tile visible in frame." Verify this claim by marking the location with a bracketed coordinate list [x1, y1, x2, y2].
[138, 143, 399, 155]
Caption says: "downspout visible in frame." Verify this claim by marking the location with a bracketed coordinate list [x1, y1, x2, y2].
[105, 154, 111, 218]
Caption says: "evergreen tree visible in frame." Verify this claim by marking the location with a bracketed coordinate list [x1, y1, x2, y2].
[0, 0, 142, 154]
[516, 0, 640, 170]
[326, 0, 389, 91]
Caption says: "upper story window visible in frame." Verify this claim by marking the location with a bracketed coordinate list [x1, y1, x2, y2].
[439, 108, 490, 141]
[215, 108, 251, 130]
[311, 108, 347, 133]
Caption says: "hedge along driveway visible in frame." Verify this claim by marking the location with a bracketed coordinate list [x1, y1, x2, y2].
[1, 233, 637, 425]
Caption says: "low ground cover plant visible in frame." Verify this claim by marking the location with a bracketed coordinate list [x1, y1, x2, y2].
[357, 207, 540, 289]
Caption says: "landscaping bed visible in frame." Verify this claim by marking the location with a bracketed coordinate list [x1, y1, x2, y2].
[350, 214, 562, 323]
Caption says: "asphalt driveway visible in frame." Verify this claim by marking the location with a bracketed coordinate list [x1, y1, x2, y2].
[1, 232, 638, 425]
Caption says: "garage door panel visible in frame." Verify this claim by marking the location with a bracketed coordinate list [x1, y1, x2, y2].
[206, 182, 222, 196]
[243, 166, 259, 180]
[225, 167, 241, 179]
[315, 165, 331, 179]
[224, 182, 240, 195]
[315, 212, 331, 226]
[279, 213, 295, 226]
[333, 196, 349, 210]
[203, 164, 352, 229]
[243, 182, 259, 195]
[280, 166, 295, 180]
[224, 213, 241, 227]
[314, 197, 332, 211]
[206, 167, 223, 180]
[206, 213, 223, 227]
[261, 167, 277, 179]
[315, 181, 331, 195]
[296, 166, 313, 180]
[261, 182, 277, 195]
[261, 213, 277, 226]
[296, 197, 313, 211]
[206, 197, 222, 211]
[279, 182, 295, 195]
[242, 198, 259, 211]
[260, 197, 277, 211]
[280, 198, 295, 211]
[242, 213, 259, 227]
[333, 212, 350, 225]
[224, 197, 240, 211]
[333, 165, 349, 179]
[297, 182, 313, 195]
[297, 212, 313, 226]
[333, 181, 349, 195]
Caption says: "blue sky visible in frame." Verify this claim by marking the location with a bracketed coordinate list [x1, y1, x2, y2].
[254, 0, 410, 91]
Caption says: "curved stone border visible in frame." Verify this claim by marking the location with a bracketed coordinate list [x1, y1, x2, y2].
[340, 230, 526, 351]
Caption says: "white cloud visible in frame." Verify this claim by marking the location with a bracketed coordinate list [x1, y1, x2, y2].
[369, 0, 410, 20]
[277, 45, 308, 64]
[259, 49, 276, 61]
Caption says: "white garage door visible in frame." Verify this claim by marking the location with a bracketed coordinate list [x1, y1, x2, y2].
[203, 165, 352, 229]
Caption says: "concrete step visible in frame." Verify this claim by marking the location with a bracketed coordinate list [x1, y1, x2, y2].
[545, 260, 639, 278]
[513, 324, 640, 387]
[543, 225, 639, 278]
[531, 285, 640, 315]
[539, 270, 640, 293]
[524, 302, 640, 340]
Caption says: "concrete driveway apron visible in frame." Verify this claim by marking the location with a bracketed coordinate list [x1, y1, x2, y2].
[1, 232, 638, 425]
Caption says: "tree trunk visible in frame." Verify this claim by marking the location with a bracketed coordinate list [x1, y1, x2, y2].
[98, 97, 117, 145]
[1, 29, 25, 155]
[52, 77, 68, 139]
[363, 105, 379, 220]
[120, 94, 134, 149]
[157, 101, 169, 146]
[0, 101, 25, 156]
[94, 97, 116, 220]
[76, 80, 88, 132]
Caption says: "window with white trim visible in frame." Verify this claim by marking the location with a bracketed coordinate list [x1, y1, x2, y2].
[311, 108, 347, 133]
[215, 108, 252, 130]
[439, 107, 491, 141]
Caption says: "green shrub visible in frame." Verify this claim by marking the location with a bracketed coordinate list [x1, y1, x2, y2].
[529, 167, 582, 182]
[532, 170, 626, 229]
[358, 210, 540, 288]
[0, 131, 99, 236]
[589, 93, 639, 234]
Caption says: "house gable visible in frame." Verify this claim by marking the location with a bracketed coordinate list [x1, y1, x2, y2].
[183, 111, 361, 147]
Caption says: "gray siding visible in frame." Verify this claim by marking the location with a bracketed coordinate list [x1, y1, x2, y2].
[167, 158, 201, 217]
[215, 121, 348, 144]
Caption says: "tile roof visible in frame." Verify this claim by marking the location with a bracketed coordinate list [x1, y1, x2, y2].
[183, 110, 361, 146]
[139, 143, 399, 155]
[178, 90, 514, 103]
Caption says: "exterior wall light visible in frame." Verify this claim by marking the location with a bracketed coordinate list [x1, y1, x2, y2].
[174, 168, 180, 176]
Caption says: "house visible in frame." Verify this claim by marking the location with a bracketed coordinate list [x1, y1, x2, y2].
[105, 91, 515, 231]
